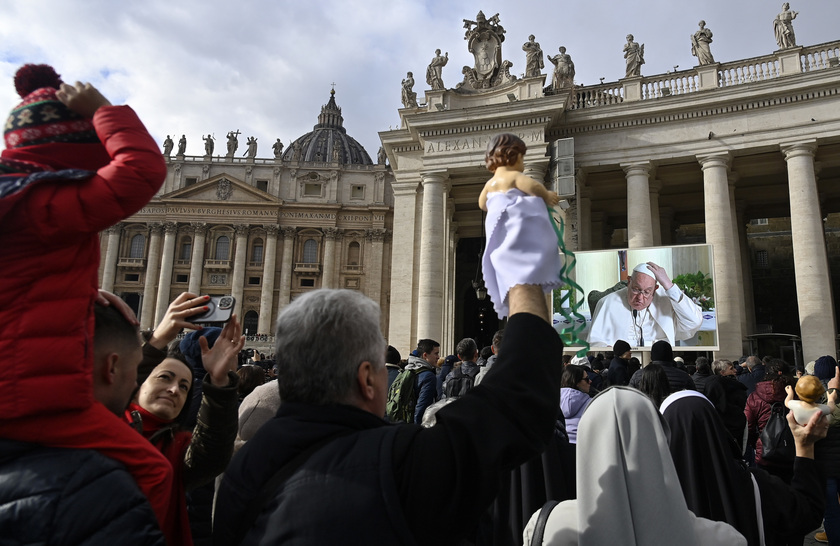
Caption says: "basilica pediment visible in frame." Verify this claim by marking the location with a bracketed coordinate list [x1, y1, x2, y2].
[162, 174, 281, 204]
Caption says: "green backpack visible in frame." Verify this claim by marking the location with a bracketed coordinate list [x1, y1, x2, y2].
[386, 368, 423, 423]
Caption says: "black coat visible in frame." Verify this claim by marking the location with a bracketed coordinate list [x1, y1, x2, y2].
[629, 361, 697, 393]
[0, 439, 165, 545]
[705, 375, 748, 446]
[214, 313, 563, 545]
[607, 356, 630, 386]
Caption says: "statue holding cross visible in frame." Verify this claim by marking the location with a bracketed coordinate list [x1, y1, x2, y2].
[226, 130, 241, 156]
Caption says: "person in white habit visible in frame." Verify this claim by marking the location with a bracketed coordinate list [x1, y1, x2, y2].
[587, 262, 702, 347]
[522, 387, 747, 546]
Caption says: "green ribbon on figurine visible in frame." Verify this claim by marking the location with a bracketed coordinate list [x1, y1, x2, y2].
[546, 204, 590, 356]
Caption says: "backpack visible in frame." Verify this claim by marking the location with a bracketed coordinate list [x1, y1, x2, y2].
[760, 402, 795, 464]
[386, 368, 424, 423]
[443, 367, 475, 399]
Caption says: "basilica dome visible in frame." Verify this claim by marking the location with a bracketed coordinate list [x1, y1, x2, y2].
[283, 89, 373, 165]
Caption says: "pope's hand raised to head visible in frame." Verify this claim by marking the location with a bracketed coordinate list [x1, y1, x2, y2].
[646, 262, 673, 290]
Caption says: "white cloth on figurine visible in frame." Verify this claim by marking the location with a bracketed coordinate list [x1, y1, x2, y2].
[587, 285, 702, 347]
[482, 189, 562, 318]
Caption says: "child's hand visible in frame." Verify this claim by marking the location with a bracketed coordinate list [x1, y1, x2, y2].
[545, 191, 561, 207]
[56, 81, 111, 118]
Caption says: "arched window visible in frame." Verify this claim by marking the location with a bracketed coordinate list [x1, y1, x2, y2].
[348, 241, 361, 265]
[243, 310, 259, 336]
[303, 239, 318, 263]
[129, 234, 145, 258]
[215, 236, 230, 260]
[251, 238, 264, 264]
[179, 237, 192, 260]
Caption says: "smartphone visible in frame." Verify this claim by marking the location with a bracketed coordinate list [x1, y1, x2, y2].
[189, 295, 235, 324]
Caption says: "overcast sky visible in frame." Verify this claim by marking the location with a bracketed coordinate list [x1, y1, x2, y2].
[1, 1, 837, 162]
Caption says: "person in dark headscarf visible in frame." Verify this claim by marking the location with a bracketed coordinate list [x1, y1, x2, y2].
[661, 390, 826, 546]
[637, 363, 671, 408]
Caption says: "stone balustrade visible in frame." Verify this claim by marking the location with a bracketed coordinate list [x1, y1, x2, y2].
[570, 39, 840, 110]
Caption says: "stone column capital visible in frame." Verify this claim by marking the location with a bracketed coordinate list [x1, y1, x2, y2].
[264, 224, 280, 237]
[149, 223, 164, 235]
[106, 224, 123, 235]
[366, 228, 387, 242]
[420, 170, 449, 186]
[163, 222, 178, 234]
[781, 140, 817, 161]
[621, 162, 653, 177]
[323, 227, 341, 240]
[696, 152, 731, 170]
[281, 226, 297, 239]
[234, 224, 250, 238]
[191, 222, 208, 236]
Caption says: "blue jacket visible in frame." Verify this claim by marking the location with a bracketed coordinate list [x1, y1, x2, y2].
[0, 439, 164, 545]
[405, 355, 438, 423]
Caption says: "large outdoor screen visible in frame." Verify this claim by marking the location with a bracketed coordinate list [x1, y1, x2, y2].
[552, 244, 719, 352]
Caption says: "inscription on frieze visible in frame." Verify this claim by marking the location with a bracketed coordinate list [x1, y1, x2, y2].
[424, 130, 542, 155]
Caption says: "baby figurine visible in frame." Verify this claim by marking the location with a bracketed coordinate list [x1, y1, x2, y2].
[478, 133, 563, 318]
[785, 375, 832, 424]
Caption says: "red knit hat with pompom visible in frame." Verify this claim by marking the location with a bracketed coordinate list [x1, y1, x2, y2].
[4, 64, 99, 150]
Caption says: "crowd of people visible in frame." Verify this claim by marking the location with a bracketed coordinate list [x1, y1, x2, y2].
[0, 63, 837, 546]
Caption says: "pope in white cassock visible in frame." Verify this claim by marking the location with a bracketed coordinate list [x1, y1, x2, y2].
[587, 262, 703, 347]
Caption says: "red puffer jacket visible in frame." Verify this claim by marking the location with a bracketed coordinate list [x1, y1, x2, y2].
[0, 105, 165, 418]
[744, 380, 787, 467]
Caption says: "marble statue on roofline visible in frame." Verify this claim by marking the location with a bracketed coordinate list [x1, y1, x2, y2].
[272, 138, 284, 158]
[774, 2, 799, 49]
[547, 46, 575, 91]
[203, 134, 215, 156]
[377, 146, 387, 165]
[162, 135, 173, 156]
[401, 72, 418, 108]
[623, 34, 644, 78]
[244, 136, 257, 158]
[177, 134, 186, 155]
[226, 130, 240, 156]
[522, 34, 544, 78]
[691, 21, 715, 65]
[426, 49, 449, 90]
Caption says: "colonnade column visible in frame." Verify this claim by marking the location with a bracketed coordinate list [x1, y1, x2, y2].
[576, 170, 590, 251]
[366, 228, 386, 311]
[782, 141, 837, 361]
[278, 227, 296, 309]
[698, 154, 742, 357]
[727, 173, 746, 343]
[231, 224, 249, 318]
[188, 223, 207, 295]
[322, 227, 339, 289]
[736, 201, 757, 335]
[257, 225, 279, 334]
[101, 225, 122, 292]
[622, 163, 654, 248]
[649, 179, 662, 246]
[388, 181, 421, 353]
[416, 171, 448, 342]
[153, 222, 178, 326]
[140, 224, 163, 330]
